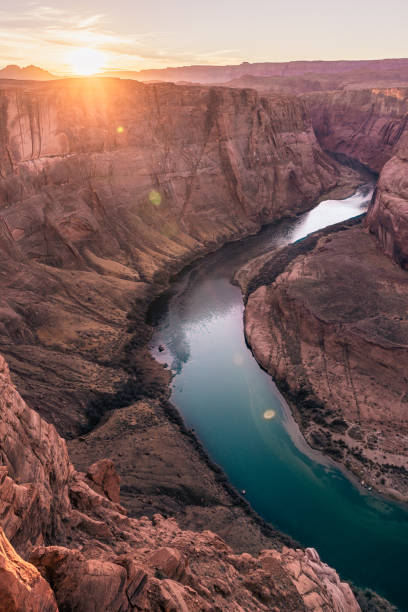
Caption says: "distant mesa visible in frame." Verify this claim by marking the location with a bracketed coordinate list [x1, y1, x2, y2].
[3, 58, 408, 88]
[0, 64, 56, 81]
[102, 57, 408, 85]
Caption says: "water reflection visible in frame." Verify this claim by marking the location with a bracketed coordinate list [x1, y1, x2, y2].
[154, 185, 373, 376]
[149, 185, 408, 609]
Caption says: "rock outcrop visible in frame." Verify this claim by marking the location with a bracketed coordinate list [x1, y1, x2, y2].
[0, 351, 361, 610]
[0, 528, 58, 612]
[306, 87, 408, 173]
[0, 351, 72, 556]
[238, 216, 408, 501]
[366, 155, 408, 267]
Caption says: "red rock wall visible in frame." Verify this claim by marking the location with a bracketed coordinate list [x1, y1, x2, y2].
[366, 155, 408, 267]
[0, 78, 346, 435]
[0, 350, 361, 611]
[306, 87, 408, 173]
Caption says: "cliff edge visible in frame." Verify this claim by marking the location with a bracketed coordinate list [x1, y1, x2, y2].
[0, 351, 360, 611]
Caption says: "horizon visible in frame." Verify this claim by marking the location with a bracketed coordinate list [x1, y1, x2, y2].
[2, 0, 408, 76]
[2, 55, 408, 79]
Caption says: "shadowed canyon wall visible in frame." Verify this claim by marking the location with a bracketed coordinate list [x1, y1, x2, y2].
[307, 86, 408, 266]
[306, 87, 408, 173]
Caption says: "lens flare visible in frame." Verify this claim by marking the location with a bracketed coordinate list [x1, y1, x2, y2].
[233, 353, 244, 366]
[263, 410, 276, 420]
[117, 126, 124, 134]
[149, 190, 162, 206]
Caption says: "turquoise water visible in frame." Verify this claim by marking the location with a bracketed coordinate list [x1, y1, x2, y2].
[150, 186, 408, 610]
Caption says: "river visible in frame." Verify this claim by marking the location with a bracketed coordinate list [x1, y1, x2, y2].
[149, 185, 408, 610]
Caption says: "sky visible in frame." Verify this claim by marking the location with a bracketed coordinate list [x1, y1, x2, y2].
[1, 0, 408, 75]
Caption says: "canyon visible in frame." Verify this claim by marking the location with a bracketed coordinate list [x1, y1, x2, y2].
[238, 87, 408, 502]
[0, 77, 357, 538]
[0, 71, 407, 610]
[0, 76, 369, 609]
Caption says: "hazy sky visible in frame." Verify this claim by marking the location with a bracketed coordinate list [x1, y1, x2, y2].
[1, 0, 408, 74]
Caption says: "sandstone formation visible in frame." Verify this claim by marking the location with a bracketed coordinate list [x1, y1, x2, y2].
[222, 70, 408, 97]
[0, 351, 361, 611]
[0, 77, 360, 547]
[238, 216, 408, 501]
[0, 528, 58, 612]
[236, 86, 408, 503]
[366, 155, 408, 267]
[306, 87, 408, 173]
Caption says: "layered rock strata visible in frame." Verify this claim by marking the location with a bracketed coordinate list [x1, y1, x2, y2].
[0, 351, 361, 611]
[366, 155, 408, 267]
[236, 86, 408, 502]
[0, 77, 359, 545]
[305, 87, 408, 173]
[237, 215, 408, 501]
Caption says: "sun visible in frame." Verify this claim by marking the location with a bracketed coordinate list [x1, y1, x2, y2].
[70, 48, 105, 76]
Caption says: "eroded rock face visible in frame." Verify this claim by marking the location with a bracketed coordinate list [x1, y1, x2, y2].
[306, 87, 408, 173]
[0, 78, 352, 438]
[239, 221, 408, 500]
[0, 350, 361, 611]
[0, 354, 72, 555]
[0, 528, 58, 612]
[366, 155, 408, 267]
[87, 459, 121, 503]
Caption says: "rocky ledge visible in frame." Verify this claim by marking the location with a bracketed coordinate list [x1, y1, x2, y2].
[0, 351, 361, 611]
[236, 214, 408, 502]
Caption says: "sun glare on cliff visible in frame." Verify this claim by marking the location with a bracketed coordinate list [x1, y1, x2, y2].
[70, 48, 105, 76]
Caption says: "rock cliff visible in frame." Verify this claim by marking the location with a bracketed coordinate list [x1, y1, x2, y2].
[0, 77, 359, 547]
[307, 83, 408, 271]
[238, 218, 408, 501]
[236, 87, 408, 502]
[366, 154, 408, 267]
[0, 351, 361, 611]
[306, 87, 408, 173]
